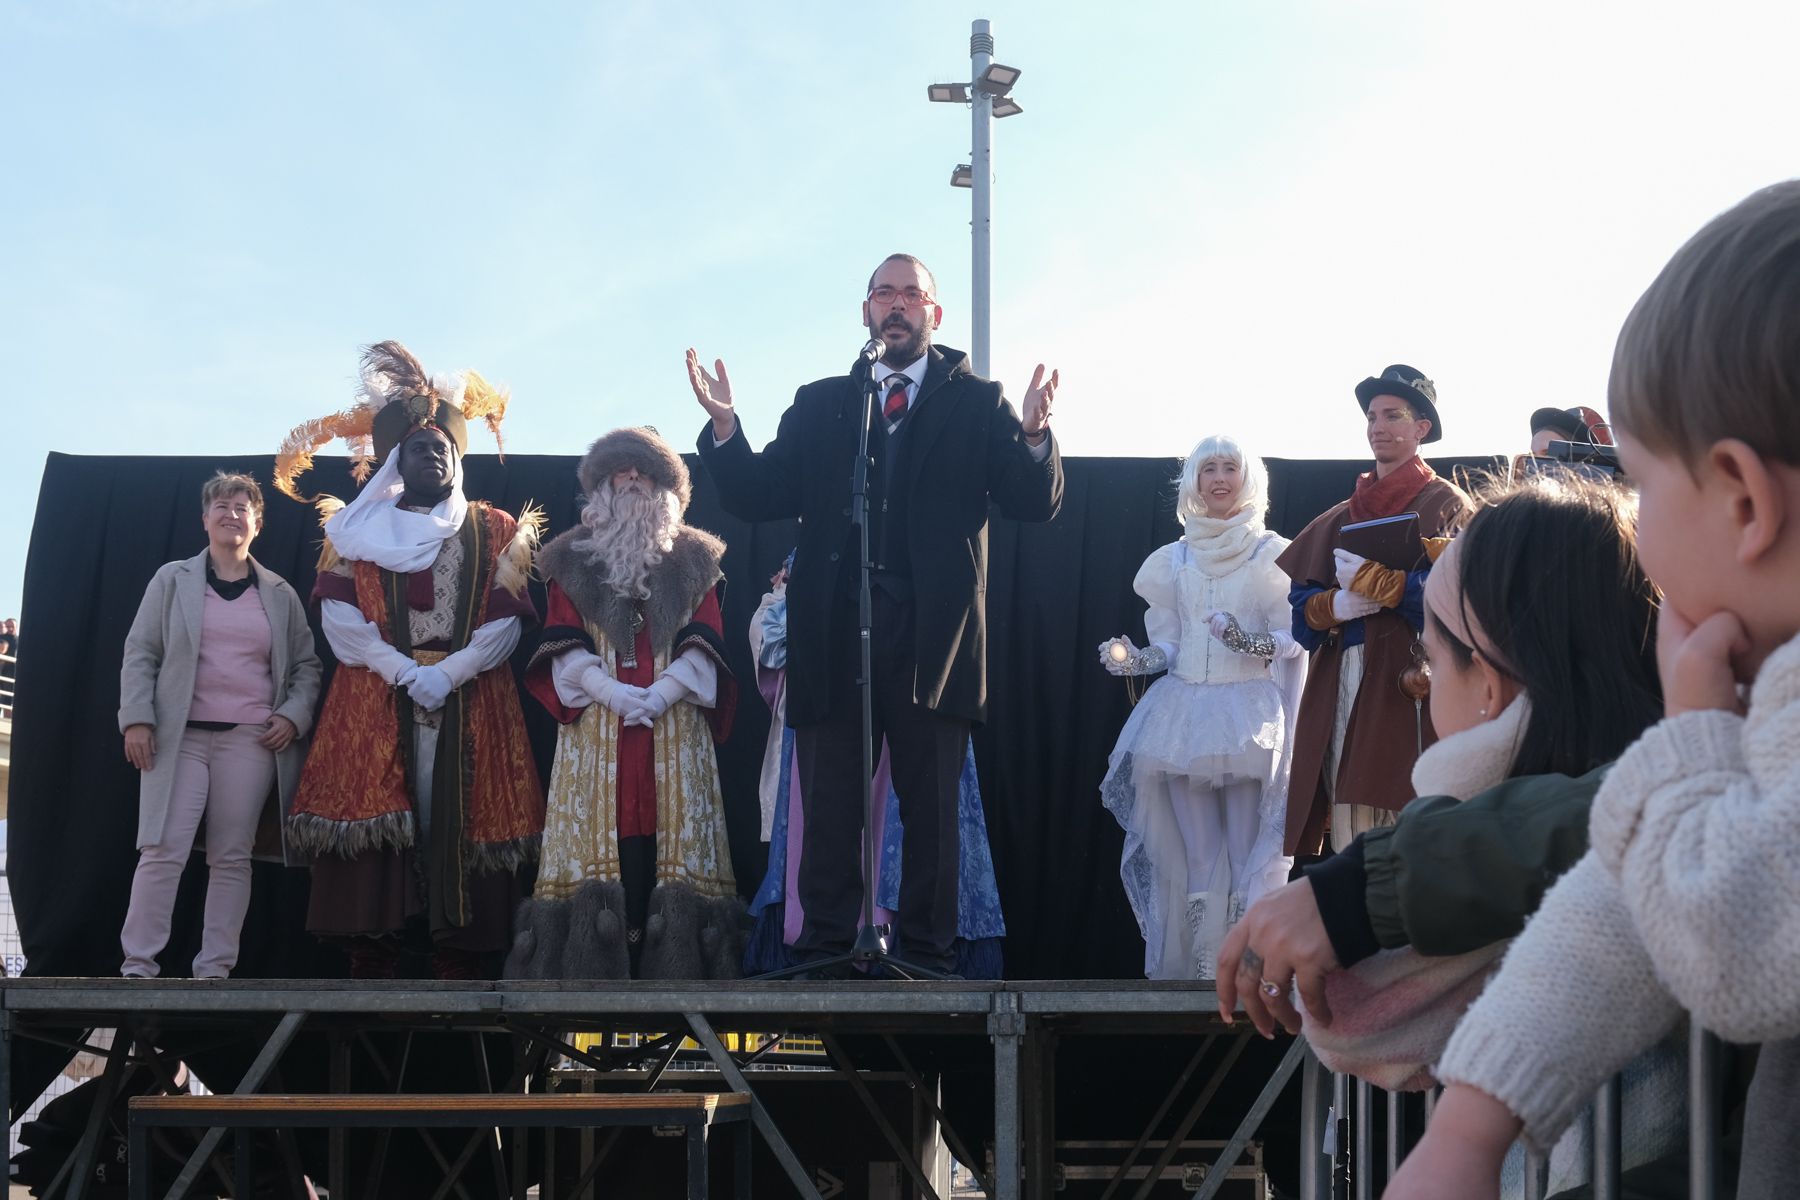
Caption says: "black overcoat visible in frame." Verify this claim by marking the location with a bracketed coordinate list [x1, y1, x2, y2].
[696, 344, 1062, 726]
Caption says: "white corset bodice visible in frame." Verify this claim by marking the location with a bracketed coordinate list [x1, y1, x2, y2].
[1133, 535, 1291, 687]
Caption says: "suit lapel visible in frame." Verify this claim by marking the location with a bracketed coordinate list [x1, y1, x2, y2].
[903, 347, 961, 496]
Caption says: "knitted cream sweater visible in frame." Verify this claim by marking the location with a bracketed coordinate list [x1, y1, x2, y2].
[1438, 630, 1800, 1151]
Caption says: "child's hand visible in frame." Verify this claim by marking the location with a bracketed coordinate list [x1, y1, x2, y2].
[1384, 1085, 1516, 1200]
[1656, 605, 1750, 718]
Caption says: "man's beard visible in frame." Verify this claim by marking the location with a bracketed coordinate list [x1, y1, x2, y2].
[577, 481, 681, 600]
[876, 313, 931, 365]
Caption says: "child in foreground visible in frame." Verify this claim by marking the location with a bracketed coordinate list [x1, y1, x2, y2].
[1386, 181, 1800, 1199]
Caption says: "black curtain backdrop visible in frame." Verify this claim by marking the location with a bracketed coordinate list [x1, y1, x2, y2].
[8, 450, 1498, 990]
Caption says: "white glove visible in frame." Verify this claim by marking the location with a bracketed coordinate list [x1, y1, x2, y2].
[371, 646, 419, 687]
[1333, 549, 1368, 593]
[1207, 611, 1233, 641]
[582, 665, 646, 717]
[623, 675, 691, 728]
[1331, 588, 1382, 623]
[405, 664, 453, 712]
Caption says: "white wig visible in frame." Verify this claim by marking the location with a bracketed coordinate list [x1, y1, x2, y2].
[1175, 434, 1269, 524]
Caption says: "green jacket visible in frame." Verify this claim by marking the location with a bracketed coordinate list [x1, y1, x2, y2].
[1362, 764, 1607, 955]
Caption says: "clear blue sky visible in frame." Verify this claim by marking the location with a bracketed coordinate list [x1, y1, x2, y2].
[4, 0, 1799, 623]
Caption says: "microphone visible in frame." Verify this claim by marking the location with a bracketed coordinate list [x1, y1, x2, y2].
[853, 338, 884, 373]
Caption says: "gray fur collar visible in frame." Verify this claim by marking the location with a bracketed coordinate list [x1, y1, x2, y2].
[538, 524, 724, 654]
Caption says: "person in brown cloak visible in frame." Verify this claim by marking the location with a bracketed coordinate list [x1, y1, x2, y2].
[1277, 366, 1469, 857]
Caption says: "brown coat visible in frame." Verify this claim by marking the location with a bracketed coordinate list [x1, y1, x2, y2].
[1279, 477, 1468, 855]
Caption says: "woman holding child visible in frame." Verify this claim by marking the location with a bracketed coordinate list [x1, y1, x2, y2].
[1390, 180, 1800, 1200]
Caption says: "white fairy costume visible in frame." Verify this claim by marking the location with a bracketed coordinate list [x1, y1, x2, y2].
[1101, 508, 1307, 980]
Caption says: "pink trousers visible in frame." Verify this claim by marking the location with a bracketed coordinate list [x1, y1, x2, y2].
[120, 724, 274, 979]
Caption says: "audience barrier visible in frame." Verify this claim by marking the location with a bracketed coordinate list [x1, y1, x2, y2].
[1294, 1029, 1726, 1200]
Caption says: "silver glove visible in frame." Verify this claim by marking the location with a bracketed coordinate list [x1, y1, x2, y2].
[1100, 638, 1168, 677]
[1215, 614, 1276, 661]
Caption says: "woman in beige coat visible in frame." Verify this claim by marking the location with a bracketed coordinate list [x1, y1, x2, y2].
[118, 472, 321, 978]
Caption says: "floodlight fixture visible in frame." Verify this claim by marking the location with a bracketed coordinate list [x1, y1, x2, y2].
[975, 62, 1022, 95]
[950, 164, 973, 188]
[991, 97, 1024, 119]
[927, 82, 970, 104]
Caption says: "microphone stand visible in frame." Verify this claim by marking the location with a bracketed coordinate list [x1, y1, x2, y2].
[758, 341, 954, 983]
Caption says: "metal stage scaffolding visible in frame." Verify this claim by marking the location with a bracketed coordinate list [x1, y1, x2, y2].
[0, 977, 1297, 1200]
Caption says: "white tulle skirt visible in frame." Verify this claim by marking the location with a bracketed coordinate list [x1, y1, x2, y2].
[1101, 675, 1299, 980]
[1107, 676, 1283, 786]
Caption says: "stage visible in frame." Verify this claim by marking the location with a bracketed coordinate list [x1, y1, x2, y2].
[5, 450, 1445, 1196]
[1, 977, 1304, 1200]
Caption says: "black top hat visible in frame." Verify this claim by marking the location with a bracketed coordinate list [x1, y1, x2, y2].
[1355, 365, 1443, 444]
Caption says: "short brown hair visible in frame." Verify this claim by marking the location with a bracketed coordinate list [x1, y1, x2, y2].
[201, 471, 265, 520]
[1609, 180, 1800, 467]
[866, 253, 938, 297]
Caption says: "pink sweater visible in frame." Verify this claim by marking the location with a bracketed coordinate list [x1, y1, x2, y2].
[187, 585, 274, 725]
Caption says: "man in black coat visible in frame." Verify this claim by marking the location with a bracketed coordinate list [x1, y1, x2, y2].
[689, 252, 1063, 974]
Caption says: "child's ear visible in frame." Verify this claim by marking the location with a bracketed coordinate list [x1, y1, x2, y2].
[1710, 438, 1787, 565]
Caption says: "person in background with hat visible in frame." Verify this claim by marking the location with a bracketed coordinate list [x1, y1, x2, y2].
[277, 340, 545, 981]
[1275, 366, 1469, 860]
[503, 427, 742, 980]
[1527, 405, 1613, 459]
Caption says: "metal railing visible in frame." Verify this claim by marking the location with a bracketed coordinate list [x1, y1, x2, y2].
[0, 649, 15, 717]
[1296, 1027, 1726, 1200]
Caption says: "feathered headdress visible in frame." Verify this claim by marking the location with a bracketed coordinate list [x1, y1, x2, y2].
[272, 340, 513, 503]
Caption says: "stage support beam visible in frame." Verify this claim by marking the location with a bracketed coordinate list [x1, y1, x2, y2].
[990, 991, 1023, 1200]
[684, 1011, 824, 1200]
[159, 1010, 305, 1200]
[1194, 1037, 1306, 1200]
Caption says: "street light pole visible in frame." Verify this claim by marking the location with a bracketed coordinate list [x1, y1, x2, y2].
[969, 18, 994, 378]
[928, 17, 1022, 382]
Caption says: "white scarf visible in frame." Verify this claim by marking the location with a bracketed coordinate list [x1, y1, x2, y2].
[1410, 692, 1532, 800]
[322, 444, 469, 574]
[1181, 506, 1263, 577]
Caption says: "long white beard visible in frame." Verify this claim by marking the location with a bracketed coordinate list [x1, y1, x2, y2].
[578, 482, 680, 599]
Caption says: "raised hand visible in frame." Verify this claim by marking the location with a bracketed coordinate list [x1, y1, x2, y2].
[1020, 363, 1060, 443]
[686, 348, 737, 441]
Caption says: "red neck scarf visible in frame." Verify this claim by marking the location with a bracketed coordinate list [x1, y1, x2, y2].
[1347, 455, 1436, 523]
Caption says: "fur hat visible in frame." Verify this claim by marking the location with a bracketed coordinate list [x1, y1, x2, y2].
[578, 426, 691, 510]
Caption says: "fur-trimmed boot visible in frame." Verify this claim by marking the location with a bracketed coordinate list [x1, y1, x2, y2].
[562, 882, 631, 980]
[1185, 892, 1214, 981]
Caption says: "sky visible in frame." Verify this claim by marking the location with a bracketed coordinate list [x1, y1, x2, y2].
[4, 0, 1800, 622]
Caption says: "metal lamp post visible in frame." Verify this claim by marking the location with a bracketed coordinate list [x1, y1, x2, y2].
[928, 17, 1024, 379]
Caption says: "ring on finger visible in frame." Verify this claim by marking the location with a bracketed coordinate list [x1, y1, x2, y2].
[1259, 978, 1284, 1000]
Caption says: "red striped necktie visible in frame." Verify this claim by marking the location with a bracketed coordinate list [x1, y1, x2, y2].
[882, 374, 910, 430]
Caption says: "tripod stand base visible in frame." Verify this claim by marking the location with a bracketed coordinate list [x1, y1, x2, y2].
[753, 923, 960, 982]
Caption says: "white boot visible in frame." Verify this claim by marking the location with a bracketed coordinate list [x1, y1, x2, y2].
[1226, 891, 1248, 928]
[1185, 892, 1213, 980]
